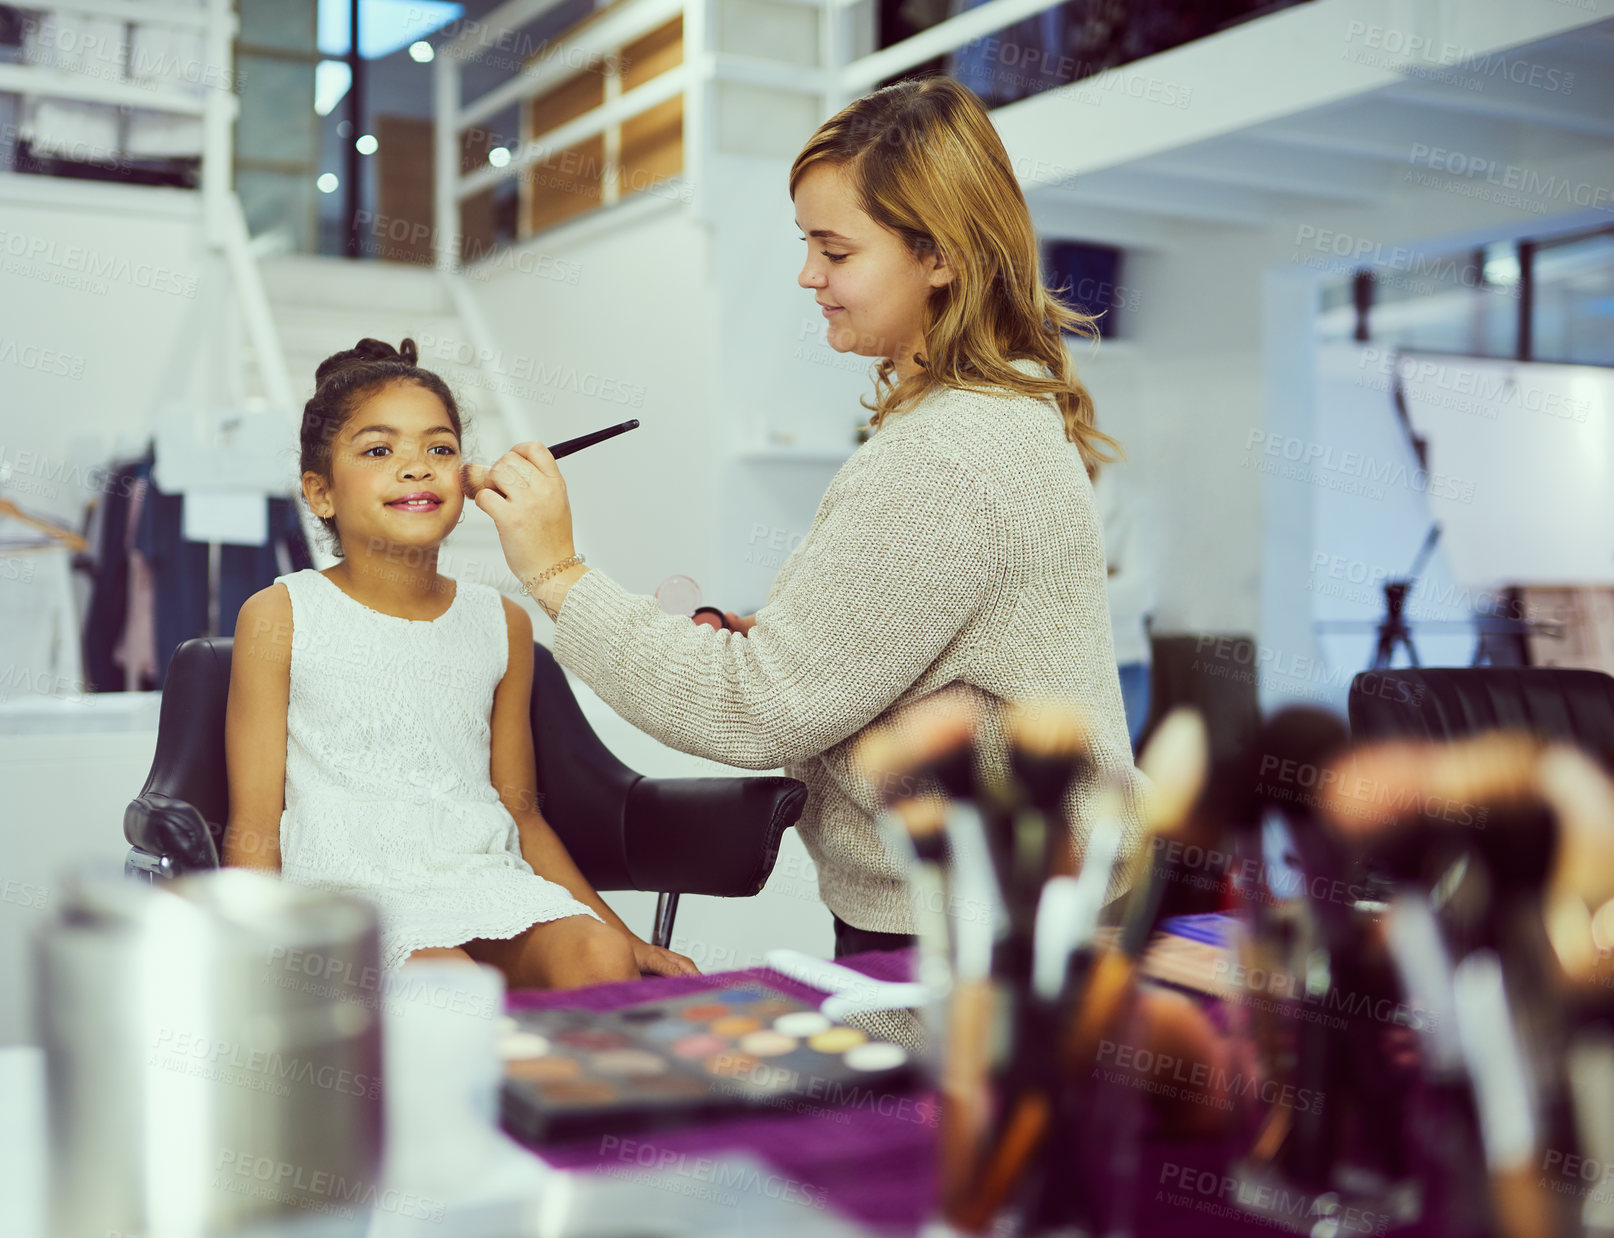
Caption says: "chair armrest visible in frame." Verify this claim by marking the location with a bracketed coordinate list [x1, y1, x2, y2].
[622, 776, 807, 897]
[124, 791, 220, 874]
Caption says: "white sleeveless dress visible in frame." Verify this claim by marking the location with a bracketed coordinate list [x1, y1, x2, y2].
[273, 568, 601, 972]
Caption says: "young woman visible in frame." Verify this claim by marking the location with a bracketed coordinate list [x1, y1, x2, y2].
[467, 77, 1149, 958]
[222, 336, 699, 984]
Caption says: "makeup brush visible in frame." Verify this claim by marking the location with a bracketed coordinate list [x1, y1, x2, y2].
[1538, 744, 1614, 983]
[948, 701, 1095, 1228]
[851, 705, 980, 995]
[1066, 708, 1208, 1068]
[851, 703, 997, 1220]
[948, 711, 1206, 1234]
[1322, 734, 1568, 1238]
[459, 419, 641, 496]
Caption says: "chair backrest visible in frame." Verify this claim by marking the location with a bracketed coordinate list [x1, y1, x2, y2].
[129, 636, 642, 881]
[528, 641, 640, 889]
[1140, 633, 1262, 761]
[131, 636, 233, 857]
[1348, 667, 1614, 762]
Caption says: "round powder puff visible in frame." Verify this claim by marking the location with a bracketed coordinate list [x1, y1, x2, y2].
[497, 1032, 552, 1060]
[737, 1030, 797, 1057]
[773, 1012, 832, 1038]
[844, 1042, 907, 1072]
[808, 1027, 867, 1054]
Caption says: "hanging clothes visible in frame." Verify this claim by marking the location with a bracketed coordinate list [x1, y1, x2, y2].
[217, 497, 315, 638]
[132, 468, 210, 691]
[81, 439, 314, 689]
[113, 474, 159, 690]
[81, 454, 146, 693]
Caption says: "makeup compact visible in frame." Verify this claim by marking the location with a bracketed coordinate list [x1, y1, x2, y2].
[499, 983, 919, 1143]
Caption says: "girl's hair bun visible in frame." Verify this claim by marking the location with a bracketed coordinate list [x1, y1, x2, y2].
[314, 337, 419, 388]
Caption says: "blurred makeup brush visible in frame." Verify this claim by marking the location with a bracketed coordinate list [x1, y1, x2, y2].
[1066, 708, 1209, 1068]
[949, 711, 1206, 1233]
[1538, 744, 1614, 983]
[947, 702, 1095, 1227]
[852, 704, 997, 1220]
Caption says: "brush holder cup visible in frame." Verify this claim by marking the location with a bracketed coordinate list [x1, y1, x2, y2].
[35, 866, 384, 1238]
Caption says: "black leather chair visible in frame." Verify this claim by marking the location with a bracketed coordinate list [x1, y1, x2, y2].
[124, 637, 808, 948]
[1347, 666, 1614, 764]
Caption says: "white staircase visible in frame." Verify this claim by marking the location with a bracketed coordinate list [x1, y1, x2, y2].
[248, 253, 520, 579]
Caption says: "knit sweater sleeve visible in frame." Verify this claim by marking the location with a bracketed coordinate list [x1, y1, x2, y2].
[551, 441, 996, 771]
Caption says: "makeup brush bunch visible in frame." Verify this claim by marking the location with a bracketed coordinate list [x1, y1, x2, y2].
[856, 698, 1614, 1238]
[854, 697, 1228, 1236]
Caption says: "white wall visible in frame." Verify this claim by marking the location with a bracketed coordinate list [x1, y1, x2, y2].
[463, 195, 727, 604]
[0, 183, 219, 540]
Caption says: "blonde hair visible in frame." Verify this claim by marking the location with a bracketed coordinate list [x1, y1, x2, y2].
[789, 77, 1124, 477]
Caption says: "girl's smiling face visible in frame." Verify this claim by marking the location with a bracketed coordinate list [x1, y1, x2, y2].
[793, 162, 953, 379]
[302, 381, 466, 557]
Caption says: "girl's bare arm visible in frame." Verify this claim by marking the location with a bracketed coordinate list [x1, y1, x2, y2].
[489, 595, 633, 934]
[223, 585, 291, 871]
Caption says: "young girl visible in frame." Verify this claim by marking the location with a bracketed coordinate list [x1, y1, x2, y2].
[222, 337, 699, 986]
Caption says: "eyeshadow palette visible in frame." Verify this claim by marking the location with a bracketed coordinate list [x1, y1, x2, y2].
[499, 983, 921, 1143]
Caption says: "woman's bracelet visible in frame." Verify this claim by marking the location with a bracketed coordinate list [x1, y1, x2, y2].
[519, 552, 586, 598]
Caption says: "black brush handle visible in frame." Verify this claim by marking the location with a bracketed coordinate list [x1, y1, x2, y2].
[550, 419, 640, 460]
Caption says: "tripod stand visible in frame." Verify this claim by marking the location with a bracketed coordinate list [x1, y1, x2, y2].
[1369, 524, 1441, 671]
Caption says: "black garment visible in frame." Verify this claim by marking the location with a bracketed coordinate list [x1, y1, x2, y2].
[134, 478, 210, 689]
[81, 461, 139, 692]
[217, 497, 314, 637]
[831, 913, 917, 960]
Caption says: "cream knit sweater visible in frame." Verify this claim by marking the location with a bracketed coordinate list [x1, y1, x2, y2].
[551, 358, 1150, 934]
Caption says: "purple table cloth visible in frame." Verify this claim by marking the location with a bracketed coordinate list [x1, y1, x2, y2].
[503, 949, 1424, 1237]
[506, 949, 935, 1234]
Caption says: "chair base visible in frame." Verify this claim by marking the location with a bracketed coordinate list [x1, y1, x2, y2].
[652, 891, 680, 950]
[125, 848, 174, 883]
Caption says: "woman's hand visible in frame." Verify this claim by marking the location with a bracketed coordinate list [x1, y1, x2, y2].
[462, 447, 577, 584]
[690, 609, 758, 636]
[630, 937, 702, 977]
